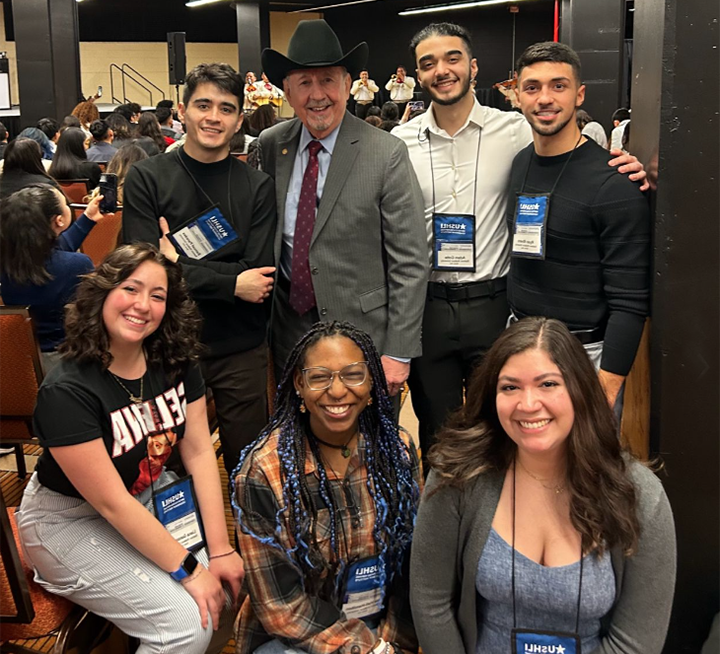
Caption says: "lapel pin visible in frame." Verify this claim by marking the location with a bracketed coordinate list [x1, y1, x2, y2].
[282, 148, 288, 155]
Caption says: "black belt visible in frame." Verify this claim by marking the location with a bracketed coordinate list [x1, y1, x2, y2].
[509, 311, 605, 345]
[428, 278, 507, 302]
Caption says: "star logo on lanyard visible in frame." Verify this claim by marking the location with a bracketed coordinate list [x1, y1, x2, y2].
[556, 646, 566, 654]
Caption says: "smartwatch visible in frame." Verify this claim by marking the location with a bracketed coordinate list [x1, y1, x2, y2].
[170, 552, 199, 582]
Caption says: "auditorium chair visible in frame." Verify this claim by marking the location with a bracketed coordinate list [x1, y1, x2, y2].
[58, 179, 90, 204]
[0, 307, 44, 480]
[71, 203, 123, 267]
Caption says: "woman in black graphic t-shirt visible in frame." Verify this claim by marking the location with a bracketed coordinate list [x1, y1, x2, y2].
[15, 243, 244, 654]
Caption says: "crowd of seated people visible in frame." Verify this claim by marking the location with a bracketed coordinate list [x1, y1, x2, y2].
[0, 18, 689, 654]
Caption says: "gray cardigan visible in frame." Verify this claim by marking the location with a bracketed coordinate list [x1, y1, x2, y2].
[410, 461, 676, 654]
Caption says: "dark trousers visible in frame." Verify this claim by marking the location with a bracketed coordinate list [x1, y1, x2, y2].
[408, 287, 509, 463]
[270, 277, 320, 384]
[201, 343, 268, 478]
[355, 103, 372, 120]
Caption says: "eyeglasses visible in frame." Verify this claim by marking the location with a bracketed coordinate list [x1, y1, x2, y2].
[301, 361, 369, 391]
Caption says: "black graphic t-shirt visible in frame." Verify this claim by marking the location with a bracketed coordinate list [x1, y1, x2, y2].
[33, 358, 205, 498]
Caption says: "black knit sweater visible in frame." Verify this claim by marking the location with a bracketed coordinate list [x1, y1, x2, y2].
[506, 139, 650, 375]
[122, 148, 276, 357]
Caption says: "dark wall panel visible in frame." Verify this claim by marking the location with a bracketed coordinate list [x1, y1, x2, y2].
[633, 0, 720, 651]
[324, 1, 554, 98]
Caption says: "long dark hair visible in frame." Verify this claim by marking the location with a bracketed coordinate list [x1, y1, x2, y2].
[429, 317, 640, 556]
[48, 127, 88, 180]
[0, 184, 65, 285]
[232, 321, 419, 596]
[3, 138, 51, 177]
[59, 244, 203, 378]
[138, 112, 166, 153]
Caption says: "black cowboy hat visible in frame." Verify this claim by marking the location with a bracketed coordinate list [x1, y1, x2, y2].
[261, 19, 368, 88]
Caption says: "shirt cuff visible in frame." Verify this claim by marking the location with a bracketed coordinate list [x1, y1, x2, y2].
[384, 355, 410, 364]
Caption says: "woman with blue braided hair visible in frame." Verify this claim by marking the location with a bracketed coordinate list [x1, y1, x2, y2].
[232, 321, 421, 654]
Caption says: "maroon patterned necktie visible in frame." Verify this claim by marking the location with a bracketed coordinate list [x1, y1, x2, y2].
[289, 140, 323, 315]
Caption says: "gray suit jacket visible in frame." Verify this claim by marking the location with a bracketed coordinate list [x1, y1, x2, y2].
[258, 112, 427, 358]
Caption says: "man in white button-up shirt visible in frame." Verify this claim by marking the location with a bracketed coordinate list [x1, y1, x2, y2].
[393, 22, 644, 466]
[392, 23, 531, 464]
[351, 70, 380, 120]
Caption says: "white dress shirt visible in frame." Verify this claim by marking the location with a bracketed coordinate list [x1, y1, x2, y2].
[351, 78, 379, 103]
[280, 125, 340, 280]
[392, 99, 532, 284]
[385, 76, 416, 103]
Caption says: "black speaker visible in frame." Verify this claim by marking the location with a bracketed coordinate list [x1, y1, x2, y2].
[167, 32, 187, 86]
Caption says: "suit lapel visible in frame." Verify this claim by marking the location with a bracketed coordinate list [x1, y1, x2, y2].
[275, 120, 302, 224]
[312, 114, 360, 246]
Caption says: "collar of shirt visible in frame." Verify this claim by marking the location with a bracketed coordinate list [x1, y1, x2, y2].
[298, 122, 340, 156]
[420, 96, 486, 139]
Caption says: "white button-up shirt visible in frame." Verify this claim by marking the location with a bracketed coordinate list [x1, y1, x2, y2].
[392, 99, 532, 284]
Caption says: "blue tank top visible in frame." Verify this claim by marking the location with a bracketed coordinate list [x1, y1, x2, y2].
[475, 528, 615, 653]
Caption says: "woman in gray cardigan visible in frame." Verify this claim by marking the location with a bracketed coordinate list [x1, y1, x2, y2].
[410, 317, 676, 654]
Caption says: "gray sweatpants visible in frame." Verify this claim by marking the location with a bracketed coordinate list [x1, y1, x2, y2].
[16, 472, 233, 654]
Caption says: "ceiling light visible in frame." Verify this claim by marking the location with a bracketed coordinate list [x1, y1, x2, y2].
[186, 0, 226, 7]
[290, 0, 379, 12]
[399, 0, 527, 16]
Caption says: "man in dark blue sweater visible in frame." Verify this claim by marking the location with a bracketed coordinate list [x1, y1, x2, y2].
[507, 42, 650, 408]
[122, 62, 277, 476]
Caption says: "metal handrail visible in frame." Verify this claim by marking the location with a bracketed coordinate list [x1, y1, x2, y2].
[121, 64, 166, 104]
[108, 64, 167, 106]
[109, 64, 124, 104]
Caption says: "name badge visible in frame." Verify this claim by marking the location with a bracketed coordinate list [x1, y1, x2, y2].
[512, 193, 550, 260]
[341, 555, 384, 620]
[169, 205, 239, 260]
[433, 213, 476, 271]
[153, 476, 206, 552]
[512, 628, 581, 654]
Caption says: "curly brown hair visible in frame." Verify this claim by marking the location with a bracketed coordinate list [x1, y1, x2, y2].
[71, 100, 100, 128]
[429, 316, 640, 556]
[59, 243, 204, 379]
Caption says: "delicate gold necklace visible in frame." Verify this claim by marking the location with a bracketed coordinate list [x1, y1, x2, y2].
[517, 458, 566, 494]
[110, 371, 144, 405]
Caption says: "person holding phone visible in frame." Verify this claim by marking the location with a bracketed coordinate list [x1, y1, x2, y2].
[0, 185, 107, 371]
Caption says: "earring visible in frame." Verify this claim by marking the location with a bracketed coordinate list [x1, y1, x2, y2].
[299, 400, 306, 413]
[367, 397, 373, 406]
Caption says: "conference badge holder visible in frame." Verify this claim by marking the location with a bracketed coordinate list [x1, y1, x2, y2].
[512, 193, 549, 260]
[153, 475, 206, 552]
[432, 213, 476, 271]
[511, 628, 580, 654]
[341, 555, 385, 620]
[168, 204, 239, 261]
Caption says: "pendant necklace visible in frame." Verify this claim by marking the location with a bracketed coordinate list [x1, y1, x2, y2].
[312, 432, 357, 458]
[517, 458, 566, 494]
[109, 356, 145, 405]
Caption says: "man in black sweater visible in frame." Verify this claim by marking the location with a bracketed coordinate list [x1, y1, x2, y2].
[507, 42, 650, 408]
[122, 63, 276, 477]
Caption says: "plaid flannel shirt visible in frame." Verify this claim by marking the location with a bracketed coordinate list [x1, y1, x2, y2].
[234, 429, 422, 654]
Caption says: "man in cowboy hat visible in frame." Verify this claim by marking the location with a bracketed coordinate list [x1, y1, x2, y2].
[259, 19, 427, 396]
